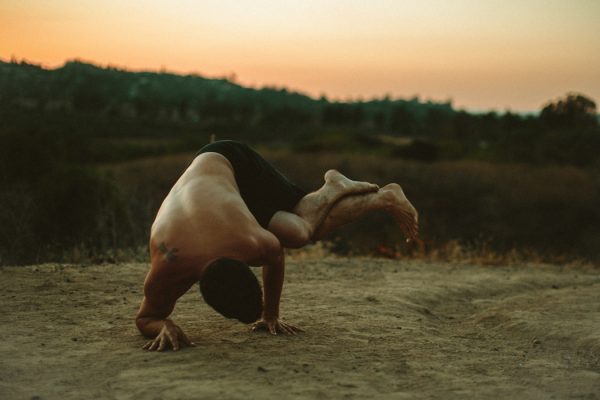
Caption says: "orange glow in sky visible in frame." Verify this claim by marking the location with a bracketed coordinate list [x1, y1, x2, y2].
[1, 0, 599, 111]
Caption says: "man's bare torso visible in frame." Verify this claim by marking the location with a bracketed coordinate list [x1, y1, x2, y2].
[136, 151, 284, 349]
[150, 152, 279, 278]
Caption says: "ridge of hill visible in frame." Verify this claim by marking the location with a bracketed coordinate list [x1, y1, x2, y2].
[0, 58, 453, 126]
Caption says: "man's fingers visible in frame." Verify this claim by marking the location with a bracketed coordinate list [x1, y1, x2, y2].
[158, 335, 167, 351]
[277, 323, 291, 335]
[283, 326, 295, 335]
[251, 320, 303, 335]
[148, 339, 159, 351]
[286, 326, 296, 335]
[284, 323, 304, 334]
[268, 323, 277, 335]
[280, 323, 295, 335]
[167, 332, 179, 351]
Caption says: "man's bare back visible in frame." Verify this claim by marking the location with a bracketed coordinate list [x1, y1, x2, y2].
[151, 152, 279, 269]
[136, 141, 419, 351]
[137, 152, 284, 351]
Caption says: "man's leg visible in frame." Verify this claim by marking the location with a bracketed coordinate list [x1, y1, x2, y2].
[268, 182, 418, 248]
[293, 169, 378, 232]
[267, 211, 311, 248]
[267, 170, 378, 247]
[313, 183, 419, 241]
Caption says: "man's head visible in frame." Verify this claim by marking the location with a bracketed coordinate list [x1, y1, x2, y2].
[199, 258, 263, 324]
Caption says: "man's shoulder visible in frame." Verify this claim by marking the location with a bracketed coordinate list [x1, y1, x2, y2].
[245, 228, 281, 265]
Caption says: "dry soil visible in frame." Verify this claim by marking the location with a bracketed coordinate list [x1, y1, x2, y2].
[1, 258, 599, 399]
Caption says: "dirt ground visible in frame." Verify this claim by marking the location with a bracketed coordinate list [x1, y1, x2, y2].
[1, 257, 599, 399]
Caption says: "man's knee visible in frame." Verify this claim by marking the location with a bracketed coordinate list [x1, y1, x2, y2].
[287, 218, 312, 248]
[268, 211, 312, 249]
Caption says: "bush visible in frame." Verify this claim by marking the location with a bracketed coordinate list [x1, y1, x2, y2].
[0, 130, 131, 264]
[390, 139, 439, 162]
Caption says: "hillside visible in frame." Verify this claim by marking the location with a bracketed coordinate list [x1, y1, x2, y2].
[0, 59, 452, 138]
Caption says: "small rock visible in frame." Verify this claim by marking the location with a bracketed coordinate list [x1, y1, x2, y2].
[257, 366, 267, 373]
[551, 284, 559, 289]
[532, 338, 542, 346]
[71, 337, 78, 342]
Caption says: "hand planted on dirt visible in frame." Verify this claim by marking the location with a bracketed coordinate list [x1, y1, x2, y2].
[142, 321, 195, 351]
[251, 318, 304, 335]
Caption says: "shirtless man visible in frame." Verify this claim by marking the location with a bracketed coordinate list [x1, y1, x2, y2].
[136, 140, 419, 351]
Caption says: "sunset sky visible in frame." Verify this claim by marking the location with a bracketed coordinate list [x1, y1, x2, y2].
[1, 0, 599, 112]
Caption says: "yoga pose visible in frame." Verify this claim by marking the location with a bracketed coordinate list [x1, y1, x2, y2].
[136, 140, 419, 351]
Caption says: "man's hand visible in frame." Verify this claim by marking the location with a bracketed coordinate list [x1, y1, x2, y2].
[251, 318, 304, 335]
[142, 320, 195, 351]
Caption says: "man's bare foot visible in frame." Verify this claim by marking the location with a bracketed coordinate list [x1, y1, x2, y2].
[293, 170, 379, 232]
[323, 169, 379, 197]
[380, 183, 419, 241]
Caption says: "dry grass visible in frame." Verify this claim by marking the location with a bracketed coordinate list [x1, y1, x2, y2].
[96, 149, 600, 264]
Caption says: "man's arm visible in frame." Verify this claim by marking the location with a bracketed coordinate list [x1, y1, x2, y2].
[261, 248, 285, 321]
[251, 239, 303, 335]
[135, 296, 173, 336]
[135, 277, 196, 351]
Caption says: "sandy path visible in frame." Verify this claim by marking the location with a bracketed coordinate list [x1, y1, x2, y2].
[1, 259, 599, 399]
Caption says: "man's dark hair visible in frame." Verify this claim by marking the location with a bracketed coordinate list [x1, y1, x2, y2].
[199, 258, 263, 324]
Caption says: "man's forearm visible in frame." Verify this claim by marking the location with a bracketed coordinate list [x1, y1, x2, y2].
[261, 253, 285, 319]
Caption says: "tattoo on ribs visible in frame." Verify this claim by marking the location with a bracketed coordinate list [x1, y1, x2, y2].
[158, 242, 178, 262]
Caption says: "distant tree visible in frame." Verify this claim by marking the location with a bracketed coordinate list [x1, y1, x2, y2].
[390, 139, 439, 162]
[423, 108, 453, 138]
[540, 93, 597, 129]
[389, 105, 417, 135]
[452, 111, 478, 140]
[322, 103, 365, 126]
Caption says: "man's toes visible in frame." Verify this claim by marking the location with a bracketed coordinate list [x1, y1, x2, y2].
[350, 180, 379, 194]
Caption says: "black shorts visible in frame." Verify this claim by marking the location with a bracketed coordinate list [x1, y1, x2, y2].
[196, 140, 307, 228]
